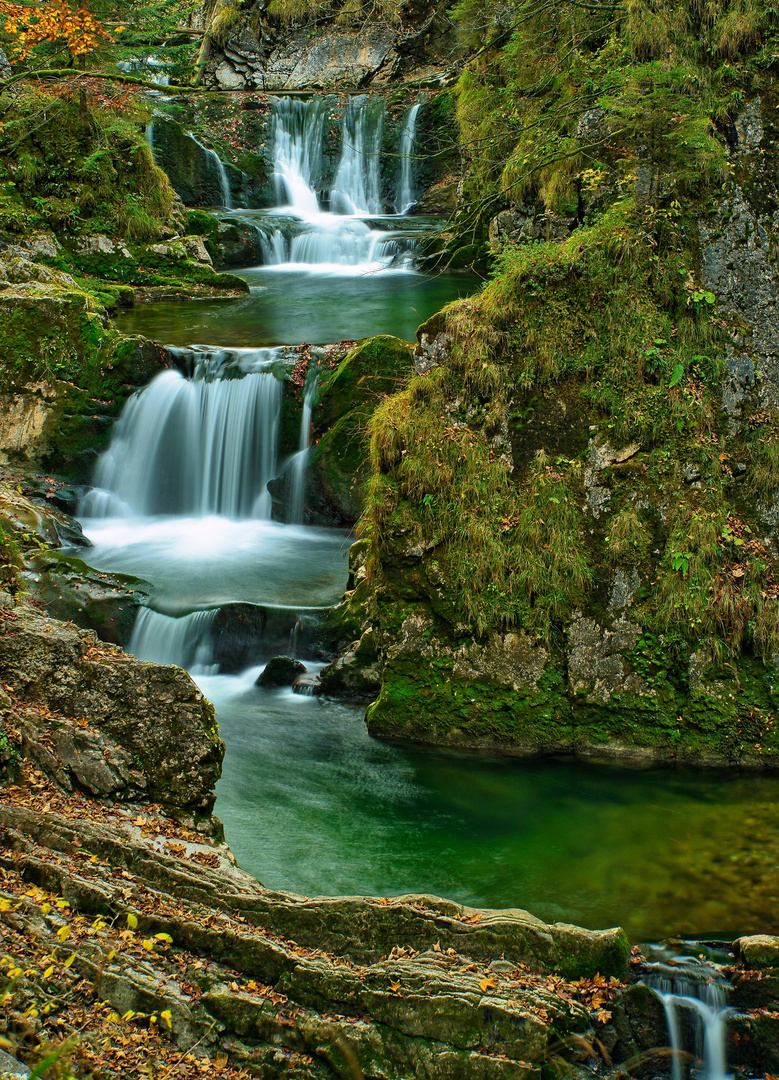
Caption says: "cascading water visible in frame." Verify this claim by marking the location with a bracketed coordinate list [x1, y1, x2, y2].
[80, 349, 283, 519]
[331, 95, 385, 216]
[644, 947, 732, 1080]
[258, 96, 417, 271]
[395, 103, 421, 215]
[287, 365, 320, 524]
[188, 133, 233, 209]
[271, 96, 327, 214]
[130, 608, 217, 673]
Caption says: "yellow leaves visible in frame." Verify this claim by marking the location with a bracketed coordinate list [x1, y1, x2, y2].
[126, 913, 138, 930]
[43, 965, 55, 980]
[0, 0, 115, 60]
[154, 932, 173, 944]
[141, 939, 155, 952]
[160, 1008, 173, 1029]
[390, 981, 401, 993]
[62, 953, 75, 968]
[55, 925, 70, 942]
[479, 976, 498, 993]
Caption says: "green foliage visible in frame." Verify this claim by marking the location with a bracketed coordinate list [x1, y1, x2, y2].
[0, 88, 177, 241]
[450, 0, 775, 216]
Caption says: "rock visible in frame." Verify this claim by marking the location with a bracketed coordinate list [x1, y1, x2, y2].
[214, 219, 264, 268]
[257, 655, 307, 687]
[488, 205, 575, 249]
[734, 934, 779, 968]
[0, 48, 12, 81]
[0, 1050, 30, 1078]
[181, 235, 213, 265]
[215, 60, 246, 89]
[0, 600, 223, 814]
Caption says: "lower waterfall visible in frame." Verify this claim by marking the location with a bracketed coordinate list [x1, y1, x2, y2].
[80, 350, 283, 520]
[645, 946, 732, 1080]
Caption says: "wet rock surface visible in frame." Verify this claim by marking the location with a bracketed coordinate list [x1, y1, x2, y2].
[257, 655, 307, 687]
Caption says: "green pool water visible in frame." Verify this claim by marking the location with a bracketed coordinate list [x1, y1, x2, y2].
[114, 267, 481, 348]
[199, 668, 779, 941]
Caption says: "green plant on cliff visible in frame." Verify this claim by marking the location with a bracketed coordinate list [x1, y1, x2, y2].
[0, 85, 175, 240]
[363, 0, 779, 690]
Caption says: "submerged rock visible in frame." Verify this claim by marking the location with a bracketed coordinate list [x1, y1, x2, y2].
[257, 655, 307, 687]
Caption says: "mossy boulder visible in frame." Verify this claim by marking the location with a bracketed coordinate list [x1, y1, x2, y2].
[306, 336, 413, 525]
[0, 257, 172, 479]
[257, 655, 307, 687]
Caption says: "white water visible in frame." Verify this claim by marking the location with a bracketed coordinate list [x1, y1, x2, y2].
[646, 954, 732, 1080]
[130, 607, 217, 673]
[331, 96, 384, 216]
[80, 351, 282, 520]
[287, 366, 320, 524]
[258, 96, 417, 273]
[395, 103, 421, 215]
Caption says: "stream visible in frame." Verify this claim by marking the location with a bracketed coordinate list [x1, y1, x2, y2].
[74, 95, 779, 945]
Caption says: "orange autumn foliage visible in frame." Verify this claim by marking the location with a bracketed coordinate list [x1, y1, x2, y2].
[0, 0, 117, 60]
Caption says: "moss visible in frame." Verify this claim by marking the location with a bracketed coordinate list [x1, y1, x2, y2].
[309, 336, 413, 524]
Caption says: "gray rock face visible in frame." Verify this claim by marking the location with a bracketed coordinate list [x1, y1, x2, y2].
[203, 2, 464, 91]
[0, 600, 223, 814]
[567, 615, 648, 705]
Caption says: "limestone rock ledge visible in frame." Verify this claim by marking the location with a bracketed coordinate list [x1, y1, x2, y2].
[0, 780, 635, 1080]
[0, 597, 223, 815]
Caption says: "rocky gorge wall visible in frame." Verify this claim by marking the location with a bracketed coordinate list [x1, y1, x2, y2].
[313, 13, 779, 767]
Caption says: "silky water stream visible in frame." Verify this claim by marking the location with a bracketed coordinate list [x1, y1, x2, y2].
[76, 98, 779, 971]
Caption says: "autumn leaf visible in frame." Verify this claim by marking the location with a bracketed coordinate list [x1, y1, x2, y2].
[479, 976, 497, 992]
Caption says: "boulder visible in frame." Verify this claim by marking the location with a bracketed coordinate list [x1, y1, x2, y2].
[0, 599, 223, 814]
[257, 655, 307, 687]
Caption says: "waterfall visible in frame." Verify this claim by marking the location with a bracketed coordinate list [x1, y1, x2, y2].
[395, 103, 421, 215]
[287, 366, 320, 524]
[130, 608, 217, 673]
[645, 952, 731, 1080]
[188, 133, 233, 209]
[330, 95, 385, 216]
[271, 96, 327, 215]
[260, 96, 416, 271]
[80, 351, 283, 520]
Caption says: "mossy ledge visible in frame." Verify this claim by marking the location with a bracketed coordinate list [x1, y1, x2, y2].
[321, 11, 779, 764]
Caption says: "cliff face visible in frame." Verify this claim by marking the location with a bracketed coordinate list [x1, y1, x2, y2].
[325, 3, 779, 765]
[199, 0, 464, 91]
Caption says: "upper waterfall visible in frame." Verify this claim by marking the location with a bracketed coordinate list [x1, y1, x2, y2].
[271, 96, 327, 215]
[256, 96, 421, 271]
[331, 96, 385, 216]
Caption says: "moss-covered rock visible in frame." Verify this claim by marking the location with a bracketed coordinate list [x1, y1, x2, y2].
[306, 336, 413, 525]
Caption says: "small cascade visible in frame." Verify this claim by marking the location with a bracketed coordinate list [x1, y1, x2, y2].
[644, 946, 732, 1080]
[395, 103, 421, 215]
[188, 133, 233, 209]
[271, 96, 327, 214]
[130, 608, 217, 673]
[287, 366, 320, 524]
[330, 95, 385, 216]
[145, 122, 155, 153]
[80, 350, 283, 519]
